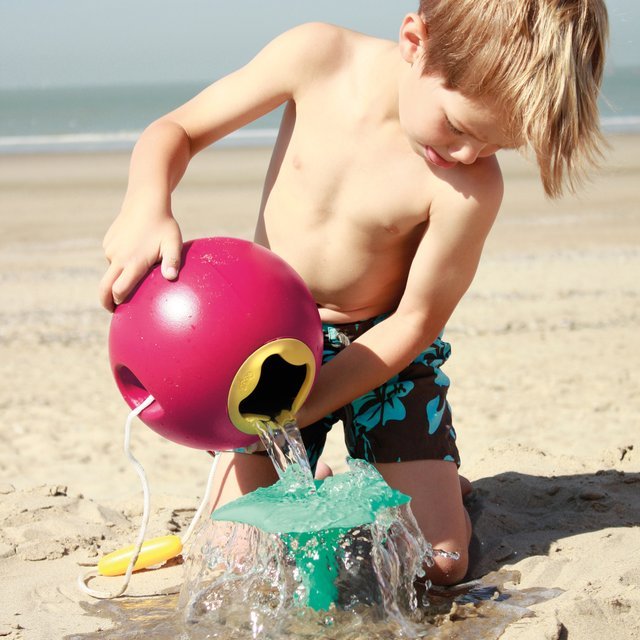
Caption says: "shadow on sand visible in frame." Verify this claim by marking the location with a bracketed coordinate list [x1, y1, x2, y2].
[465, 467, 640, 579]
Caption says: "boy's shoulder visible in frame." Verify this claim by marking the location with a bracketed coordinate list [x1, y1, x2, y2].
[280, 21, 370, 49]
[271, 22, 378, 74]
[256, 22, 384, 103]
[430, 154, 504, 221]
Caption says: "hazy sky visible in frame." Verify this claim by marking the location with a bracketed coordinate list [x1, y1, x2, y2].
[0, 0, 637, 88]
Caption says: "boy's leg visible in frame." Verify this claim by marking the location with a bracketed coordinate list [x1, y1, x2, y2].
[333, 326, 465, 584]
[374, 459, 471, 585]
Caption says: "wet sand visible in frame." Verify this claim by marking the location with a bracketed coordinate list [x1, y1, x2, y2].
[0, 137, 639, 639]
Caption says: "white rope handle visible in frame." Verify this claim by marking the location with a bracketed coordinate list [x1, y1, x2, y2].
[78, 395, 155, 599]
[182, 452, 220, 547]
[78, 395, 221, 599]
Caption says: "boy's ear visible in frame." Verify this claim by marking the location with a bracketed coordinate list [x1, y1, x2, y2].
[399, 13, 428, 65]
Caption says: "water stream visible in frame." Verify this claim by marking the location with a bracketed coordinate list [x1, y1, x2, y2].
[253, 416, 316, 493]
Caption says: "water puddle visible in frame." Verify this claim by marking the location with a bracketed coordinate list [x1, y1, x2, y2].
[70, 418, 562, 638]
[68, 570, 561, 639]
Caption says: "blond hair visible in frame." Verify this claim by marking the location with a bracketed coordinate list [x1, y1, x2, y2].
[418, 0, 609, 197]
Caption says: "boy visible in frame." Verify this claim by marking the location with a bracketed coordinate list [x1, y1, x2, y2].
[99, 0, 608, 585]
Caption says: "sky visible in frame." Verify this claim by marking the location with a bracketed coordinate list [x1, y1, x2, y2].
[0, 0, 638, 89]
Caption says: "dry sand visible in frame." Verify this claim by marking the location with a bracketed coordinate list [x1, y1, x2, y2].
[0, 137, 638, 639]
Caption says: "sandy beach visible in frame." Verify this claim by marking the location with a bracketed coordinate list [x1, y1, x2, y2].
[0, 136, 639, 639]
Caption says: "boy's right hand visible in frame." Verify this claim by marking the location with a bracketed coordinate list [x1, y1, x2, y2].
[99, 202, 183, 312]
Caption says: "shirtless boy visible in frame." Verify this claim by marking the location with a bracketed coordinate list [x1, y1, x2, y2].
[100, 0, 608, 585]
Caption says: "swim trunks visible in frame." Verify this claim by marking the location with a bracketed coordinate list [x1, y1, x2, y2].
[300, 314, 460, 473]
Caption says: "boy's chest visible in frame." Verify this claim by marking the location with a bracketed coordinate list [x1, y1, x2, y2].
[266, 102, 434, 238]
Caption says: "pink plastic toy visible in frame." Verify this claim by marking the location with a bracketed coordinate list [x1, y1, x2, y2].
[109, 237, 323, 451]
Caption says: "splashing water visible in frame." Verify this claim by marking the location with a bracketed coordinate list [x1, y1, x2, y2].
[179, 453, 457, 638]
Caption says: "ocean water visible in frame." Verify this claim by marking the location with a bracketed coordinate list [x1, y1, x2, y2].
[0, 82, 283, 154]
[1, 67, 638, 154]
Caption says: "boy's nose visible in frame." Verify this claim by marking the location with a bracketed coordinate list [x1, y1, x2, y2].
[448, 141, 484, 165]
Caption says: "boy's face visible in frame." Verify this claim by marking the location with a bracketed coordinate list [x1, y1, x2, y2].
[399, 67, 509, 170]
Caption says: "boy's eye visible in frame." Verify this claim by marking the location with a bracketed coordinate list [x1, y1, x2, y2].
[445, 117, 464, 135]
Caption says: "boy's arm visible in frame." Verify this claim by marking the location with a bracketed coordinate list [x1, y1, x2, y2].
[99, 23, 341, 310]
[296, 159, 503, 427]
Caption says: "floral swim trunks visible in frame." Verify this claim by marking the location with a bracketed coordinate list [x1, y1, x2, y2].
[300, 313, 460, 473]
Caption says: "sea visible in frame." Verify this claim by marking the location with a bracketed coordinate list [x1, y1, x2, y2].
[1, 66, 639, 155]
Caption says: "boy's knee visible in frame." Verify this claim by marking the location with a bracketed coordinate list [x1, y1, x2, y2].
[423, 508, 472, 586]
[426, 549, 469, 586]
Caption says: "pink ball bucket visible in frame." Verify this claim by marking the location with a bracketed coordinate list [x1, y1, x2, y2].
[109, 237, 323, 451]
